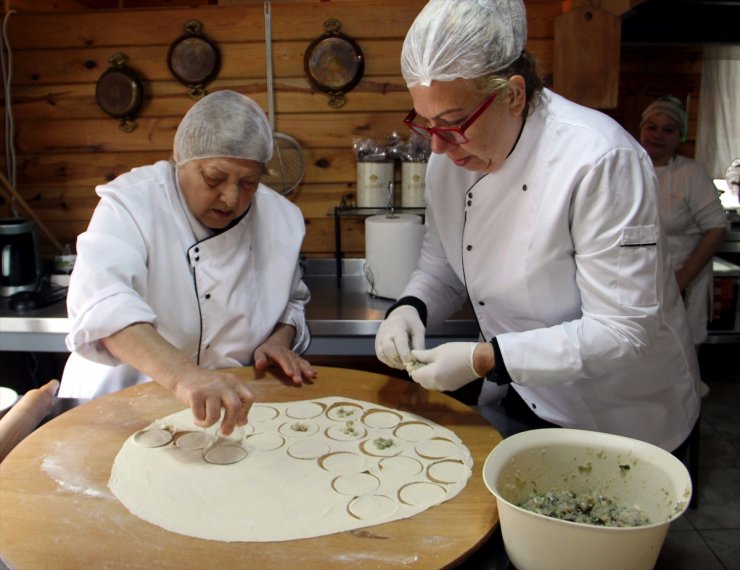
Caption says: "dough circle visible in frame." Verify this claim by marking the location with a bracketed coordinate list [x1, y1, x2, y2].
[325, 422, 366, 441]
[319, 451, 367, 474]
[245, 432, 285, 451]
[326, 402, 363, 421]
[378, 456, 424, 478]
[399, 482, 447, 506]
[203, 443, 248, 465]
[278, 421, 320, 437]
[287, 440, 330, 459]
[362, 409, 402, 429]
[415, 437, 460, 459]
[427, 459, 470, 484]
[394, 421, 435, 442]
[133, 428, 172, 448]
[286, 401, 325, 419]
[348, 494, 398, 520]
[332, 472, 380, 496]
[174, 432, 204, 450]
[249, 405, 279, 422]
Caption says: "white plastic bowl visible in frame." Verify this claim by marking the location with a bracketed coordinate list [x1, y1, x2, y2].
[483, 428, 692, 570]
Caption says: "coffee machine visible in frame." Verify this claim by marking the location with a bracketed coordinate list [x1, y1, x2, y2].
[0, 217, 43, 297]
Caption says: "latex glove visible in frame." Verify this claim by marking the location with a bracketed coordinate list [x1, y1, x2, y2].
[375, 305, 426, 369]
[409, 342, 480, 392]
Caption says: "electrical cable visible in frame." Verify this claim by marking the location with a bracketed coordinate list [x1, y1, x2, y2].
[1, 10, 18, 215]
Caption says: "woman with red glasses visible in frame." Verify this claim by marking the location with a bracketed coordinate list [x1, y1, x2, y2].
[375, 0, 700, 454]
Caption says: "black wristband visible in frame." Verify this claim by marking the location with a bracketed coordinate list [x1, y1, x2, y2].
[485, 338, 512, 385]
[385, 296, 428, 327]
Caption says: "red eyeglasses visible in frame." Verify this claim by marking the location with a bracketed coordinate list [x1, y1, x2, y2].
[403, 91, 498, 145]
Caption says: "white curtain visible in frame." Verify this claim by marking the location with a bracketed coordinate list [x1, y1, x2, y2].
[695, 45, 740, 179]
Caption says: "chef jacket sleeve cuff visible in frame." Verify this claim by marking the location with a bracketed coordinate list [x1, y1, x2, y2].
[279, 312, 310, 355]
[485, 338, 512, 386]
[385, 296, 428, 327]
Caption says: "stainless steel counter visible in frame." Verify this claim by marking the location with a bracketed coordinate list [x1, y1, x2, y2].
[0, 259, 479, 355]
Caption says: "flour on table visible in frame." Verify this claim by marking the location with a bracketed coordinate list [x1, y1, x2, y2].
[109, 396, 473, 542]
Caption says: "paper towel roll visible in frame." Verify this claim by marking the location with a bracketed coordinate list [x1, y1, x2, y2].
[364, 214, 425, 299]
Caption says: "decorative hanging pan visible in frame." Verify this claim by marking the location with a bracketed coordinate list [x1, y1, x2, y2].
[95, 52, 144, 133]
[304, 18, 364, 109]
[167, 20, 221, 100]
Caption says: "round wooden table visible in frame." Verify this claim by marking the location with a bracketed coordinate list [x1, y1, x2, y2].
[0, 366, 502, 569]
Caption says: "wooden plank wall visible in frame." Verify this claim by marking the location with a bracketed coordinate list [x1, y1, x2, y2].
[0, 0, 557, 258]
[0, 0, 701, 260]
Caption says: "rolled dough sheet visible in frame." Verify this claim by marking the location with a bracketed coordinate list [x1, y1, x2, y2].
[109, 396, 473, 542]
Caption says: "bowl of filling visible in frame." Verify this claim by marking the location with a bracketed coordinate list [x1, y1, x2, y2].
[483, 428, 691, 570]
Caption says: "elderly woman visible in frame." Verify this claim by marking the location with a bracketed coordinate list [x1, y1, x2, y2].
[375, 0, 701, 453]
[639, 96, 728, 357]
[60, 90, 316, 435]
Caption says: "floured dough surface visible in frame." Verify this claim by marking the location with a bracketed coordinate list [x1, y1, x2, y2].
[109, 397, 473, 542]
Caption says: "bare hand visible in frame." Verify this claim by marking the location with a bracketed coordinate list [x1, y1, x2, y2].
[170, 369, 255, 436]
[253, 340, 317, 386]
[0, 379, 60, 463]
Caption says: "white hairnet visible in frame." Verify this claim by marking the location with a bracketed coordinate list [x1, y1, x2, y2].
[401, 0, 527, 88]
[640, 95, 687, 140]
[726, 158, 740, 194]
[173, 90, 273, 166]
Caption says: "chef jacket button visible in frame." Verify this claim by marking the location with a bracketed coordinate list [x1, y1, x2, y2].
[194, 256, 200, 262]
[467, 200, 472, 206]
[531, 402, 537, 409]
[468, 191, 473, 198]
[522, 184, 528, 191]
[194, 247, 200, 253]
[478, 300, 485, 306]
[205, 293, 211, 300]
[466, 245, 472, 251]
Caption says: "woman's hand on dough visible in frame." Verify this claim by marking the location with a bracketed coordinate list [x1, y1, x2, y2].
[172, 369, 255, 436]
[253, 341, 317, 386]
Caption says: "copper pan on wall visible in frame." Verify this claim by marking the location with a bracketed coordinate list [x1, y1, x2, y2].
[304, 18, 364, 109]
[95, 52, 145, 133]
[167, 20, 221, 100]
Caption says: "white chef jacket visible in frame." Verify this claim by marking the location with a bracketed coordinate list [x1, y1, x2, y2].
[61, 160, 310, 399]
[401, 90, 700, 451]
[654, 155, 729, 344]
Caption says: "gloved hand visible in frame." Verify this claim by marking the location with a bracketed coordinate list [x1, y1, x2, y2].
[375, 305, 426, 369]
[409, 342, 480, 392]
